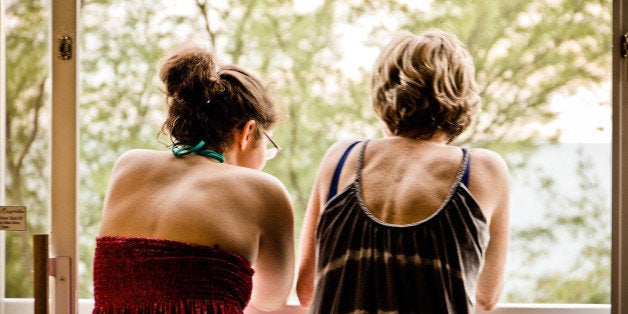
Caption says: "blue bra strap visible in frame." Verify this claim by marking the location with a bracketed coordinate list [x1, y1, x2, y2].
[461, 148, 470, 187]
[327, 141, 361, 202]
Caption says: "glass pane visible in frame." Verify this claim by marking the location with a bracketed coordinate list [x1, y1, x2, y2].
[505, 88, 611, 303]
[4, 0, 51, 298]
[3, 0, 611, 306]
[76, 0, 612, 304]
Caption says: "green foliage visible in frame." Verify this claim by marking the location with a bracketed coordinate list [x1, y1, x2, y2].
[350, 0, 611, 155]
[3, 0, 612, 303]
[4, 0, 50, 297]
[507, 146, 611, 303]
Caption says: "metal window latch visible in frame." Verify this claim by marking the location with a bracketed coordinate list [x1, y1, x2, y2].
[58, 36, 72, 60]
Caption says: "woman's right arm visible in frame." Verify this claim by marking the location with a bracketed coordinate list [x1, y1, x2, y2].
[295, 179, 322, 307]
[296, 140, 359, 307]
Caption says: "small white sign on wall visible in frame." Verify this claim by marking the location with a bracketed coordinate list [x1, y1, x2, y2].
[0, 206, 27, 231]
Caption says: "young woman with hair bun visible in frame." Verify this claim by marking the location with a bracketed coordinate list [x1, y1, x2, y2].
[92, 45, 294, 313]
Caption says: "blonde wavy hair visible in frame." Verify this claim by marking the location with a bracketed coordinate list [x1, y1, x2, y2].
[371, 29, 480, 142]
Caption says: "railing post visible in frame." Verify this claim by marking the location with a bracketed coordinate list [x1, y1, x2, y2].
[33, 234, 49, 314]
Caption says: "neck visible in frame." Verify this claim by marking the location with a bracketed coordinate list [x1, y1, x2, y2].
[417, 133, 449, 145]
[428, 129, 451, 143]
[385, 132, 450, 145]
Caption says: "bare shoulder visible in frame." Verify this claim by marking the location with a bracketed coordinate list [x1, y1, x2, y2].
[317, 139, 363, 174]
[112, 149, 159, 169]
[234, 167, 288, 193]
[466, 148, 510, 221]
[325, 139, 363, 160]
[104, 149, 163, 191]
[238, 170, 294, 237]
[229, 167, 293, 211]
[108, 149, 147, 175]
[468, 148, 509, 176]
[116, 148, 155, 160]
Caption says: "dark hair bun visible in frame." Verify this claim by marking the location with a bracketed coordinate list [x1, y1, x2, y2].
[159, 46, 218, 107]
[158, 45, 280, 153]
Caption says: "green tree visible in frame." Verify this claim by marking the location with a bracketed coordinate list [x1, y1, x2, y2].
[4, 0, 50, 297]
[348, 0, 611, 152]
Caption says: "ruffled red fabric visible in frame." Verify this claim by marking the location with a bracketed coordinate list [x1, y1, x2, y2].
[93, 236, 254, 314]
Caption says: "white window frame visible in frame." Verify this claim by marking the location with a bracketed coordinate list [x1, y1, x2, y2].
[48, 0, 79, 312]
[0, 0, 625, 313]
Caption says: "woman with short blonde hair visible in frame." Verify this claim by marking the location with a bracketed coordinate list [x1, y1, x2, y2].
[297, 29, 509, 313]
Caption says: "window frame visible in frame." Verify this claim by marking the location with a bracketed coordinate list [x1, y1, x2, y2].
[49, 0, 80, 312]
[611, 0, 628, 313]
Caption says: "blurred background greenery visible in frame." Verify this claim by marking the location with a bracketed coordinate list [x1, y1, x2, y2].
[3, 0, 611, 303]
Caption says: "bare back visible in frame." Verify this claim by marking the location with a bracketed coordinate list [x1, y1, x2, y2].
[324, 138, 509, 308]
[333, 138, 474, 225]
[99, 149, 290, 264]
[297, 137, 510, 310]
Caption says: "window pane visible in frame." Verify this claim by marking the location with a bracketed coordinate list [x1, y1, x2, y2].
[77, 0, 612, 304]
[3, 0, 611, 305]
[4, 0, 51, 298]
[504, 87, 611, 303]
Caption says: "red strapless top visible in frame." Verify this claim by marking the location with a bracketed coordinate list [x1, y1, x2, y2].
[93, 236, 254, 314]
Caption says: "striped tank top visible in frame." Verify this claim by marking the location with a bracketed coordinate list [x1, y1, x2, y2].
[312, 141, 490, 313]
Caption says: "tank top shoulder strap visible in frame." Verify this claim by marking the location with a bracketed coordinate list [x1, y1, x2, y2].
[461, 147, 471, 187]
[355, 140, 370, 183]
[326, 141, 361, 202]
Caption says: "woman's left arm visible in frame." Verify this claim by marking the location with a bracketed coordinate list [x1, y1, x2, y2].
[468, 148, 510, 311]
[249, 177, 295, 311]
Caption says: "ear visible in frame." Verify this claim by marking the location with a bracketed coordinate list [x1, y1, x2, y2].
[236, 120, 257, 151]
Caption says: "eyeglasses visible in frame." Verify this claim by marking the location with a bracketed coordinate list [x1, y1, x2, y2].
[263, 131, 281, 160]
